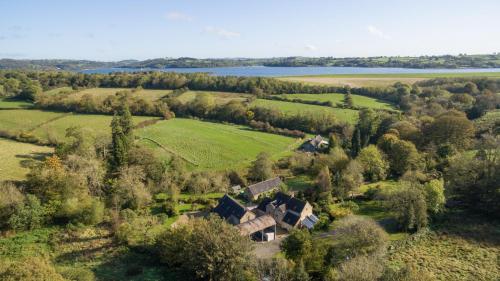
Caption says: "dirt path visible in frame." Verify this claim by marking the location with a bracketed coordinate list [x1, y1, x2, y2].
[252, 236, 284, 259]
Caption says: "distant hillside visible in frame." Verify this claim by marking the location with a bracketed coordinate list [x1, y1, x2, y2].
[1, 53, 500, 70]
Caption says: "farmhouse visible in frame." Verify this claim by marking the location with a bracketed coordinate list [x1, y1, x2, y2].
[213, 194, 256, 225]
[300, 135, 329, 152]
[246, 177, 283, 200]
[256, 192, 318, 230]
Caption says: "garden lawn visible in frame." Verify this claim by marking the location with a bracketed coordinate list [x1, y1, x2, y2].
[0, 138, 53, 180]
[251, 99, 359, 124]
[136, 118, 300, 170]
[277, 93, 395, 110]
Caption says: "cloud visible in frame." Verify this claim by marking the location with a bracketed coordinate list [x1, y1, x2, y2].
[166, 12, 193, 22]
[367, 25, 390, 39]
[305, 44, 318, 51]
[204, 26, 240, 39]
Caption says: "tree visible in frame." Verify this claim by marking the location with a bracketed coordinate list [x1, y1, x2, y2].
[316, 166, 333, 193]
[281, 229, 312, 262]
[156, 216, 253, 280]
[343, 92, 354, 108]
[248, 152, 274, 181]
[357, 108, 380, 147]
[357, 145, 389, 182]
[110, 104, 134, 170]
[445, 136, 499, 216]
[336, 160, 364, 200]
[422, 179, 445, 215]
[325, 216, 388, 266]
[378, 135, 420, 176]
[351, 127, 361, 157]
[112, 166, 151, 210]
[386, 186, 428, 232]
[425, 110, 474, 152]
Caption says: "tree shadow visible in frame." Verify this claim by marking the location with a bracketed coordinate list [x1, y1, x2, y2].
[430, 209, 500, 246]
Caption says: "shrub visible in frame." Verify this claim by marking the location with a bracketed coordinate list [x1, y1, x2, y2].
[162, 200, 178, 217]
[0, 257, 65, 281]
[58, 267, 96, 281]
[0, 182, 24, 227]
[8, 194, 47, 231]
[156, 216, 252, 281]
[336, 255, 384, 281]
[326, 216, 388, 266]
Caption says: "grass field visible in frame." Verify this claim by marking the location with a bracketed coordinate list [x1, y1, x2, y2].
[136, 118, 300, 170]
[0, 98, 33, 109]
[279, 72, 500, 87]
[277, 93, 395, 110]
[68, 87, 171, 101]
[0, 109, 66, 132]
[32, 114, 158, 142]
[388, 211, 500, 281]
[176, 90, 251, 104]
[0, 138, 53, 180]
[0, 109, 158, 142]
[251, 99, 359, 124]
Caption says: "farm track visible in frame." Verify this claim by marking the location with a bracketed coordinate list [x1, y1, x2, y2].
[27, 112, 73, 132]
[138, 136, 199, 166]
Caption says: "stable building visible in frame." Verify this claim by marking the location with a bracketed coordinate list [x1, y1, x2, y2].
[300, 135, 329, 152]
[246, 177, 283, 200]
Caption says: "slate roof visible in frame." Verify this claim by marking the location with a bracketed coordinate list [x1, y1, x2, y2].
[286, 197, 307, 213]
[213, 194, 247, 221]
[257, 198, 273, 212]
[282, 212, 300, 226]
[247, 177, 283, 197]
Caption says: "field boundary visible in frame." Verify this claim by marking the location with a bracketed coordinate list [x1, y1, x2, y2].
[138, 136, 199, 166]
[27, 112, 73, 132]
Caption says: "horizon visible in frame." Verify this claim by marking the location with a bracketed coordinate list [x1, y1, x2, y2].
[1, 52, 499, 62]
[1, 0, 500, 60]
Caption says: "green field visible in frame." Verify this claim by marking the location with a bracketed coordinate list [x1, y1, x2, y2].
[176, 90, 251, 104]
[0, 98, 33, 109]
[0, 138, 53, 180]
[0, 109, 66, 132]
[0, 109, 158, 142]
[69, 87, 171, 101]
[251, 99, 359, 124]
[136, 118, 300, 170]
[277, 93, 395, 110]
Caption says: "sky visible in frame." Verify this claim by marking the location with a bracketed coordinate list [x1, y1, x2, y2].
[1, 0, 500, 60]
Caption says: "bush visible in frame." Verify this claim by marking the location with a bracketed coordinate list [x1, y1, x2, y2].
[338, 201, 360, 212]
[0, 182, 24, 228]
[0, 257, 65, 281]
[156, 216, 253, 281]
[115, 213, 160, 249]
[58, 267, 96, 281]
[326, 216, 388, 266]
[8, 194, 47, 231]
[336, 255, 384, 281]
[162, 200, 178, 217]
[328, 205, 353, 219]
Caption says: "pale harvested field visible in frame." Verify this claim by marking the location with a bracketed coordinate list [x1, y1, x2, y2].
[279, 77, 426, 87]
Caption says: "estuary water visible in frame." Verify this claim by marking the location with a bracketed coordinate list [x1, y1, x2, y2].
[81, 66, 500, 77]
